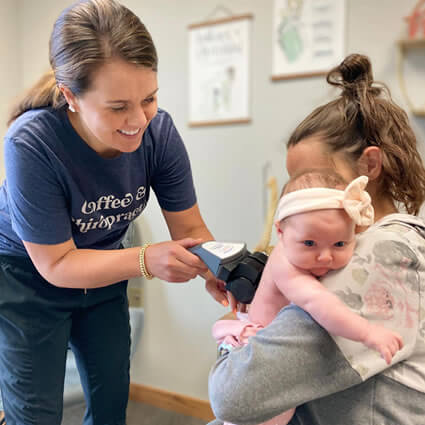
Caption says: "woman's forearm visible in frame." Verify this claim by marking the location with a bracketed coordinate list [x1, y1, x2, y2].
[42, 246, 141, 288]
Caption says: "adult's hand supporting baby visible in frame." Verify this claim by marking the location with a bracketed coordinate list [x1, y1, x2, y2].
[227, 291, 248, 313]
[203, 275, 248, 311]
[205, 275, 229, 307]
[143, 238, 208, 282]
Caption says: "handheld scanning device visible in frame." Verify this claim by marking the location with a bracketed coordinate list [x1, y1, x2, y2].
[189, 241, 268, 304]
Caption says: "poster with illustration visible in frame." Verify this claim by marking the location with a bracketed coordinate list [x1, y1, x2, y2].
[272, 0, 346, 80]
[188, 15, 252, 126]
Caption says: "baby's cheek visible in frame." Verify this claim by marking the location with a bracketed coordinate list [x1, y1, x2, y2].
[287, 250, 312, 269]
[336, 251, 353, 269]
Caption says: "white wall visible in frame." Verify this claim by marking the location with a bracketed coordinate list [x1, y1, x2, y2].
[0, 0, 20, 179]
[1, 0, 424, 401]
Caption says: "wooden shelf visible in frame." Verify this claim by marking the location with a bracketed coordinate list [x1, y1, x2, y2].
[412, 108, 425, 117]
[398, 38, 425, 50]
[397, 38, 425, 117]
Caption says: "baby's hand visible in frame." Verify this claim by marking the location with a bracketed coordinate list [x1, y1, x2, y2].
[364, 323, 403, 364]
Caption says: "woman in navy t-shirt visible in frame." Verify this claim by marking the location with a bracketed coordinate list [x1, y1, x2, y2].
[0, 1, 227, 423]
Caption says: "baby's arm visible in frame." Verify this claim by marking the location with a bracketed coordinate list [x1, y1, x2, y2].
[273, 245, 403, 364]
[248, 245, 291, 327]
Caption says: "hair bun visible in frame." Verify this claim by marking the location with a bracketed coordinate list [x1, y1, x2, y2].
[339, 54, 373, 85]
[327, 54, 375, 95]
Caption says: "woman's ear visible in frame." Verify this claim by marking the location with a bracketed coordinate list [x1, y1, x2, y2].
[59, 85, 78, 112]
[358, 146, 382, 181]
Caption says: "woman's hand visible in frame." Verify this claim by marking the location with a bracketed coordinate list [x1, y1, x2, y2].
[205, 274, 228, 307]
[203, 270, 248, 311]
[143, 238, 208, 282]
[204, 274, 248, 312]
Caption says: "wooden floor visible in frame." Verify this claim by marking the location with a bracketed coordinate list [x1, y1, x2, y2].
[62, 400, 208, 425]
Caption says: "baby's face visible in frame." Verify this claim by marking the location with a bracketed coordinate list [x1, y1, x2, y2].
[277, 209, 356, 277]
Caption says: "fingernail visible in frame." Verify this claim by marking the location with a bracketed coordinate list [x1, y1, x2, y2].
[221, 300, 229, 307]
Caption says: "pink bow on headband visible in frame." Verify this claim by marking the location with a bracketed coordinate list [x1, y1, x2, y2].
[342, 176, 374, 226]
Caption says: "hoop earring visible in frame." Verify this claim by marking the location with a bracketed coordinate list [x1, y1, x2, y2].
[68, 105, 76, 113]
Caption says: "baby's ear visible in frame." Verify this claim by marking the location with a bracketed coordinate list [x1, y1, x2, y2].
[275, 221, 283, 239]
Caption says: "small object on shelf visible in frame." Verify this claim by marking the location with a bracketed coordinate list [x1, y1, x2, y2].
[396, 39, 425, 117]
[397, 2, 425, 117]
[404, 0, 425, 39]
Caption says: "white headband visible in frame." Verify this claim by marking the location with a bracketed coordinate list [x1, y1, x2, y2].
[276, 175, 374, 226]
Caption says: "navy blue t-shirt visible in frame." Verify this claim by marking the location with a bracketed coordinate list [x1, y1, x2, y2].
[0, 107, 196, 256]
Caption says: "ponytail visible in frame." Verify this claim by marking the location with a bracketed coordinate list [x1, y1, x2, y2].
[7, 70, 66, 126]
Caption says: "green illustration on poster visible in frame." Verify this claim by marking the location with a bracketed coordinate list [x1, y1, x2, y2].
[277, 0, 304, 63]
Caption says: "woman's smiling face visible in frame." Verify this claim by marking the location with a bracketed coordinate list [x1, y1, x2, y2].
[65, 58, 158, 158]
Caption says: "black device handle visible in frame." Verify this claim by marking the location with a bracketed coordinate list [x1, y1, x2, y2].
[225, 251, 268, 304]
[189, 243, 268, 304]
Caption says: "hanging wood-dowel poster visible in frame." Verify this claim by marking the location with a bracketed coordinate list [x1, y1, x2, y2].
[188, 14, 252, 127]
[272, 0, 346, 80]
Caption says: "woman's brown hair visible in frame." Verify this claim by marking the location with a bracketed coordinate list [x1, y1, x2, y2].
[8, 0, 157, 125]
[287, 53, 425, 215]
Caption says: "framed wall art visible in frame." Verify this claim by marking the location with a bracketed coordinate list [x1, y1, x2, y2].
[272, 0, 346, 80]
[188, 14, 252, 127]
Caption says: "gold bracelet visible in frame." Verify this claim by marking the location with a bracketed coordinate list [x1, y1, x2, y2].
[139, 244, 153, 280]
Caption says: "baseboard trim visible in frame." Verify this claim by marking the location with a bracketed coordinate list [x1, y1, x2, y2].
[129, 383, 215, 421]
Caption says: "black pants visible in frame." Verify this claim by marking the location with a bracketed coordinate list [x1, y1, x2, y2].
[0, 255, 131, 425]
